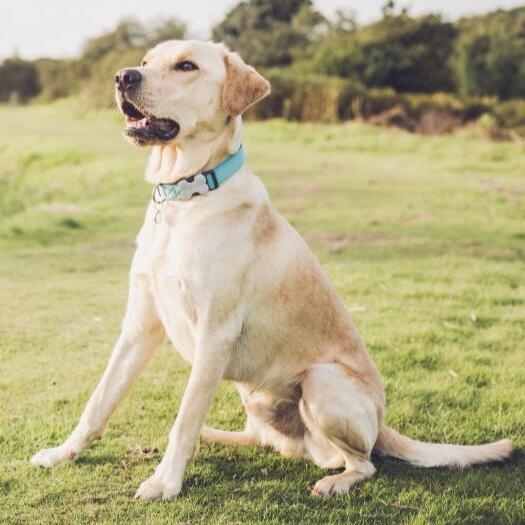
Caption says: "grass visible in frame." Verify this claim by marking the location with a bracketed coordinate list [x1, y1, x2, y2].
[0, 101, 524, 524]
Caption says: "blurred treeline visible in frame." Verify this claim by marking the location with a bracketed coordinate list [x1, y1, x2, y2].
[2, 0, 525, 137]
[0, 18, 186, 107]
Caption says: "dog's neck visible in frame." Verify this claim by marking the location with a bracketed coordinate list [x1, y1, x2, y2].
[144, 116, 243, 184]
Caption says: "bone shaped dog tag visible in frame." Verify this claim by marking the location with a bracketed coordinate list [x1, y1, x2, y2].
[177, 174, 210, 200]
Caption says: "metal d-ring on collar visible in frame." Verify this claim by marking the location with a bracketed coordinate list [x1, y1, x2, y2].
[150, 144, 246, 223]
[152, 185, 167, 224]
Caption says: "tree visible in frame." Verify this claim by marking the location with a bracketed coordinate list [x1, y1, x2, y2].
[212, 0, 329, 67]
[454, 7, 525, 99]
[81, 19, 148, 63]
[382, 0, 396, 17]
[332, 10, 357, 33]
[34, 58, 84, 102]
[80, 18, 186, 64]
[302, 13, 457, 93]
[0, 58, 40, 102]
[147, 19, 187, 46]
[77, 18, 186, 107]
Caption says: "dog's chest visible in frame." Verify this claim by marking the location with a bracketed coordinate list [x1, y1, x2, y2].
[131, 197, 312, 386]
[132, 203, 245, 365]
[132, 209, 205, 363]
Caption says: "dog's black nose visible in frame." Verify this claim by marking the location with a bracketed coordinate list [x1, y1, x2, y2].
[115, 68, 142, 91]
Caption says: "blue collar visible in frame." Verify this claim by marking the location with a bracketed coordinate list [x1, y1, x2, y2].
[153, 144, 245, 204]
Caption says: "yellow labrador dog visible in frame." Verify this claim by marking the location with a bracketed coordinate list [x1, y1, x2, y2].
[31, 40, 512, 500]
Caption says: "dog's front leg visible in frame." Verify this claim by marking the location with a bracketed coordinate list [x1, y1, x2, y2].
[31, 275, 165, 467]
[134, 326, 235, 501]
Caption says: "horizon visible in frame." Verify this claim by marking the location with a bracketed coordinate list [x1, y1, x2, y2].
[1, 0, 524, 61]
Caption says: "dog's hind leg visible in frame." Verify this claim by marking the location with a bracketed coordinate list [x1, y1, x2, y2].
[31, 274, 164, 467]
[203, 384, 308, 459]
[200, 382, 260, 447]
[201, 426, 260, 446]
[300, 363, 380, 497]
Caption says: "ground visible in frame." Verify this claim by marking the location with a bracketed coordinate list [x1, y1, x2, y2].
[0, 102, 523, 524]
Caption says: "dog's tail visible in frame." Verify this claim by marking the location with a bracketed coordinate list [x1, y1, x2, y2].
[375, 426, 512, 467]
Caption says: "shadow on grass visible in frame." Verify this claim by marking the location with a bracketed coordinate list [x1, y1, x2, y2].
[74, 454, 121, 466]
[376, 449, 525, 496]
[183, 444, 525, 503]
[23, 445, 524, 524]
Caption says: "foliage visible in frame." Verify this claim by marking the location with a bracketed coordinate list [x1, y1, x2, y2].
[0, 105, 524, 523]
[493, 99, 525, 134]
[301, 14, 457, 93]
[247, 70, 365, 122]
[1, 1, 525, 135]
[0, 58, 40, 102]
[2, 18, 187, 107]
[249, 72, 495, 135]
[454, 7, 525, 100]
[79, 48, 146, 108]
[76, 19, 186, 108]
[212, 0, 329, 67]
[33, 58, 86, 103]
[81, 18, 186, 63]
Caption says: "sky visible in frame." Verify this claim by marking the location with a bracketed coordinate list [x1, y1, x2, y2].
[1, 0, 524, 60]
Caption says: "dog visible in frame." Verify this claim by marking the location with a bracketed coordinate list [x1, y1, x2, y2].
[30, 40, 513, 500]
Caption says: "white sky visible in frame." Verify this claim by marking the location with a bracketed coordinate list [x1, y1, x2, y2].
[1, 0, 523, 59]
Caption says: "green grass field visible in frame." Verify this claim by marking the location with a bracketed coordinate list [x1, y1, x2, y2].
[1, 102, 524, 524]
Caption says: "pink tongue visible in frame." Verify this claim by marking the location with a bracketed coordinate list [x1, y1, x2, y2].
[125, 116, 147, 127]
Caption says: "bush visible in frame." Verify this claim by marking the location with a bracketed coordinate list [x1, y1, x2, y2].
[356, 87, 400, 118]
[247, 70, 491, 128]
[34, 59, 85, 103]
[247, 72, 498, 135]
[0, 58, 40, 103]
[492, 100, 525, 133]
[402, 92, 463, 117]
[79, 48, 145, 108]
[246, 71, 366, 122]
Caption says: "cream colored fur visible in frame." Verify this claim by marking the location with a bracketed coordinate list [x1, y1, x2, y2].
[30, 40, 513, 500]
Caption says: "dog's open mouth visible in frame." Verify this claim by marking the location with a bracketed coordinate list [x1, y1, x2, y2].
[120, 99, 180, 144]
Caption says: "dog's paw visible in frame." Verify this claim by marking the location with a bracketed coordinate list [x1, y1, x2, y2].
[134, 475, 181, 501]
[312, 472, 363, 497]
[30, 446, 77, 468]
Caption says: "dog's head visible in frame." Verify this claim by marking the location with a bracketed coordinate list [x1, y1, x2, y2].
[115, 40, 270, 147]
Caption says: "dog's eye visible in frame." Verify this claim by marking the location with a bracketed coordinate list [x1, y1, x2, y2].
[142, 60, 147, 67]
[174, 60, 199, 72]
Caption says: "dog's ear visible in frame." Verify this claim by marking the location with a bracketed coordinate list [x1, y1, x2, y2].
[222, 52, 271, 117]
